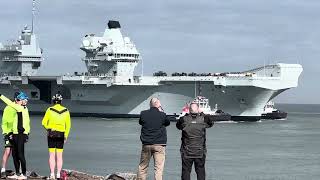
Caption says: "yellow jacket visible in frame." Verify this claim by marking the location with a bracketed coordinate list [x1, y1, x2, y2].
[0, 95, 30, 135]
[2, 105, 16, 135]
[42, 104, 71, 139]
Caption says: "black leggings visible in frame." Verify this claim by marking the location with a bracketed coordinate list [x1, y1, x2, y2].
[12, 134, 27, 175]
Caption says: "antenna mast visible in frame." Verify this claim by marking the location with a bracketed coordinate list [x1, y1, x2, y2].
[31, 0, 36, 33]
[141, 55, 144, 76]
[194, 81, 197, 98]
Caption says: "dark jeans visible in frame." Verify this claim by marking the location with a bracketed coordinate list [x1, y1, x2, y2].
[12, 134, 27, 175]
[181, 154, 206, 180]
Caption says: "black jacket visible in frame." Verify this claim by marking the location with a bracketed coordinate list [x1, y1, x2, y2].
[139, 107, 171, 145]
[176, 113, 214, 158]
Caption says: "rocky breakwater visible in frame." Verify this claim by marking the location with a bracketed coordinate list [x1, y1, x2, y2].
[3, 169, 137, 180]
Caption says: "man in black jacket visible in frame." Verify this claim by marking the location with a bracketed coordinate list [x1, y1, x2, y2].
[137, 97, 171, 180]
[176, 102, 214, 180]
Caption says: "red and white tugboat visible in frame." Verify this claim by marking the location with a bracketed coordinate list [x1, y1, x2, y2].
[177, 96, 231, 122]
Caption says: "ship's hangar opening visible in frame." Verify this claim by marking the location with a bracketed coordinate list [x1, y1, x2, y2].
[28, 76, 59, 103]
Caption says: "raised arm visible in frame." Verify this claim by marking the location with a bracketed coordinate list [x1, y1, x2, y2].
[176, 117, 184, 130]
[204, 115, 214, 128]
[0, 95, 22, 112]
[139, 111, 144, 125]
[163, 114, 171, 127]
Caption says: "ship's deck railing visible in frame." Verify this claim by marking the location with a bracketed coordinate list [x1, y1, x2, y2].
[155, 76, 280, 80]
[1, 56, 42, 62]
[0, 73, 17, 77]
[223, 76, 280, 80]
[0, 47, 19, 52]
[56, 74, 284, 88]
[242, 64, 278, 73]
[82, 57, 107, 61]
[82, 57, 138, 63]
[2, 56, 42, 62]
[150, 73, 280, 80]
[0, 43, 21, 51]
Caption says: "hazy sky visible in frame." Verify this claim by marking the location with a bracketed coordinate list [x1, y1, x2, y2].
[0, 0, 319, 104]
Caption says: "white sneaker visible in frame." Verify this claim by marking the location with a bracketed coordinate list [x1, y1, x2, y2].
[17, 174, 27, 180]
[7, 174, 19, 179]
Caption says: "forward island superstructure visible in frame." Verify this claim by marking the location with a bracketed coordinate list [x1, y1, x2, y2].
[0, 19, 303, 121]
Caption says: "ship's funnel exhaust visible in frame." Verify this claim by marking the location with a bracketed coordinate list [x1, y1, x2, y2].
[108, 20, 121, 29]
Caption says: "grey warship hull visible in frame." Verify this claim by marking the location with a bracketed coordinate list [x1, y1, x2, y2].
[0, 64, 302, 122]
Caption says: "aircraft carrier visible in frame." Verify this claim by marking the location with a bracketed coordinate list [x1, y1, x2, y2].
[0, 4, 303, 121]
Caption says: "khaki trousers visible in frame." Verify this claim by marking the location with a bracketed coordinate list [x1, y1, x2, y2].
[137, 145, 166, 180]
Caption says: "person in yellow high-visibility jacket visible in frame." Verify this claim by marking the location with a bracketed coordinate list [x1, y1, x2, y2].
[1, 93, 18, 178]
[0, 92, 30, 180]
[42, 94, 71, 180]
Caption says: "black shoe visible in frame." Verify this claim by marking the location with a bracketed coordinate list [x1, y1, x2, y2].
[0, 172, 6, 179]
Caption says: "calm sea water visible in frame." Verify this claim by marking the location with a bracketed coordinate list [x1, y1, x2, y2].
[2, 104, 320, 180]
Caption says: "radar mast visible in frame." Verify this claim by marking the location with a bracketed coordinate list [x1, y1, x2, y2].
[31, 0, 36, 33]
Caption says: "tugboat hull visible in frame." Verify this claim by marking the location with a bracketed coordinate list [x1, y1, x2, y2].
[261, 111, 287, 120]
